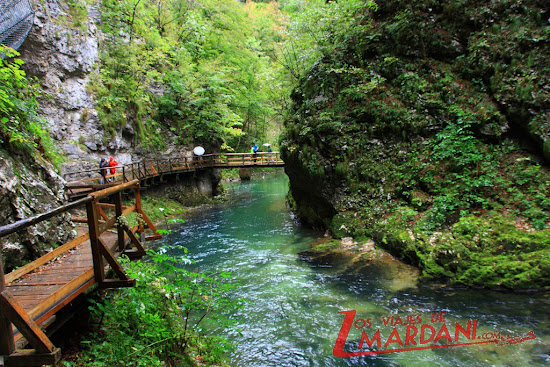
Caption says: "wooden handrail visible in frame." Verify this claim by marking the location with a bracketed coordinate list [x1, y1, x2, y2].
[88, 179, 139, 199]
[0, 197, 92, 238]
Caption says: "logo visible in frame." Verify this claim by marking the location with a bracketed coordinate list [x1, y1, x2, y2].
[333, 310, 536, 357]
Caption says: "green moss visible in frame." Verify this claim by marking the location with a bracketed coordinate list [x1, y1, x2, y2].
[312, 240, 341, 252]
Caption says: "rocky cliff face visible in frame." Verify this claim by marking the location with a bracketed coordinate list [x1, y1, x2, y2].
[0, 0, 209, 271]
[18, 0, 192, 176]
[281, 0, 550, 289]
[0, 150, 74, 271]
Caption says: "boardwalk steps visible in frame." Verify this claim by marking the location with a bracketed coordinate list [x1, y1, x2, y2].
[0, 180, 160, 366]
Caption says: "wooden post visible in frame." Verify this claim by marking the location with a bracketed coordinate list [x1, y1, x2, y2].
[86, 200, 105, 284]
[114, 192, 125, 252]
[134, 186, 144, 235]
[0, 253, 15, 357]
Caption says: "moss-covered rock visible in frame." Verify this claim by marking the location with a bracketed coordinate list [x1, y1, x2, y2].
[281, 0, 550, 289]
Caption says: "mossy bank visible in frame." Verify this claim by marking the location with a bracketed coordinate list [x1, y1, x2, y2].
[280, 0, 550, 290]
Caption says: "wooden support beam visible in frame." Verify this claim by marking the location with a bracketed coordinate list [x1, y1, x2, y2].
[134, 187, 145, 234]
[99, 279, 136, 289]
[122, 249, 145, 260]
[98, 238, 129, 282]
[97, 216, 117, 237]
[113, 192, 125, 252]
[5, 348, 61, 366]
[97, 206, 109, 222]
[136, 208, 160, 239]
[0, 291, 55, 354]
[0, 253, 15, 356]
[86, 200, 105, 284]
[123, 227, 146, 255]
[145, 234, 163, 241]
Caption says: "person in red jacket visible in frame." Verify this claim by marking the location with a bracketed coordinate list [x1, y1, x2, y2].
[108, 156, 118, 182]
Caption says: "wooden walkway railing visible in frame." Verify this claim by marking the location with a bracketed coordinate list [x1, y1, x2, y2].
[64, 152, 284, 200]
[0, 180, 160, 366]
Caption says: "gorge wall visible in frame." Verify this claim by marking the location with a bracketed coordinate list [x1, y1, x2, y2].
[281, 0, 550, 289]
[0, 0, 216, 271]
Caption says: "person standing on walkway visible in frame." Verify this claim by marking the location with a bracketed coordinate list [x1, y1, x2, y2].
[267, 146, 273, 163]
[108, 156, 118, 182]
[250, 144, 256, 163]
[99, 158, 109, 184]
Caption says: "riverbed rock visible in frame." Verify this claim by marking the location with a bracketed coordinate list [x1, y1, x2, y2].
[238, 168, 252, 180]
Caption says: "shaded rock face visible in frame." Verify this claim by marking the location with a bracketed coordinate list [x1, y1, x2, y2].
[281, 0, 550, 230]
[19, 0, 103, 173]
[0, 151, 75, 272]
[18, 1, 188, 176]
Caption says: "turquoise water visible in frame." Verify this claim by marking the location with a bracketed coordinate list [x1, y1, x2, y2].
[159, 173, 550, 367]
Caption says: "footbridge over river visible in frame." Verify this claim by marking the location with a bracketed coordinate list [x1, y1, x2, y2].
[0, 152, 283, 366]
[64, 152, 284, 200]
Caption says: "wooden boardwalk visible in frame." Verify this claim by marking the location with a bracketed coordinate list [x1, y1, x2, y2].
[0, 180, 160, 366]
[64, 152, 284, 200]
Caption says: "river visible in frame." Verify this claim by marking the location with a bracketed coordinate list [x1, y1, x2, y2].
[158, 173, 549, 367]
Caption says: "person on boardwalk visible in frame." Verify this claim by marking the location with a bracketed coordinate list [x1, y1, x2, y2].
[108, 156, 118, 182]
[253, 144, 259, 163]
[267, 146, 274, 163]
[250, 144, 257, 163]
[99, 158, 109, 184]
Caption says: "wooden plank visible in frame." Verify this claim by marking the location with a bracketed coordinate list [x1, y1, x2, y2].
[5, 348, 61, 366]
[5, 233, 90, 283]
[0, 291, 55, 353]
[7, 285, 60, 294]
[10, 272, 86, 284]
[27, 269, 95, 324]
[89, 179, 139, 200]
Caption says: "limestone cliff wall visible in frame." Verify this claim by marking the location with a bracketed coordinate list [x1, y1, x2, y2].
[0, 0, 213, 271]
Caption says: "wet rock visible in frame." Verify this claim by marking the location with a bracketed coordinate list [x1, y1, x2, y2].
[239, 168, 252, 180]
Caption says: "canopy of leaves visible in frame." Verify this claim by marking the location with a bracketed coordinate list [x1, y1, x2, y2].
[92, 0, 290, 152]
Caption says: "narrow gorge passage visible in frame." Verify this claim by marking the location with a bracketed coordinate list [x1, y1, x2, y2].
[155, 174, 550, 367]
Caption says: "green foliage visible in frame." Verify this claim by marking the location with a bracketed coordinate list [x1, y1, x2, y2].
[0, 45, 62, 166]
[92, 0, 290, 151]
[63, 250, 241, 366]
[280, 0, 550, 288]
